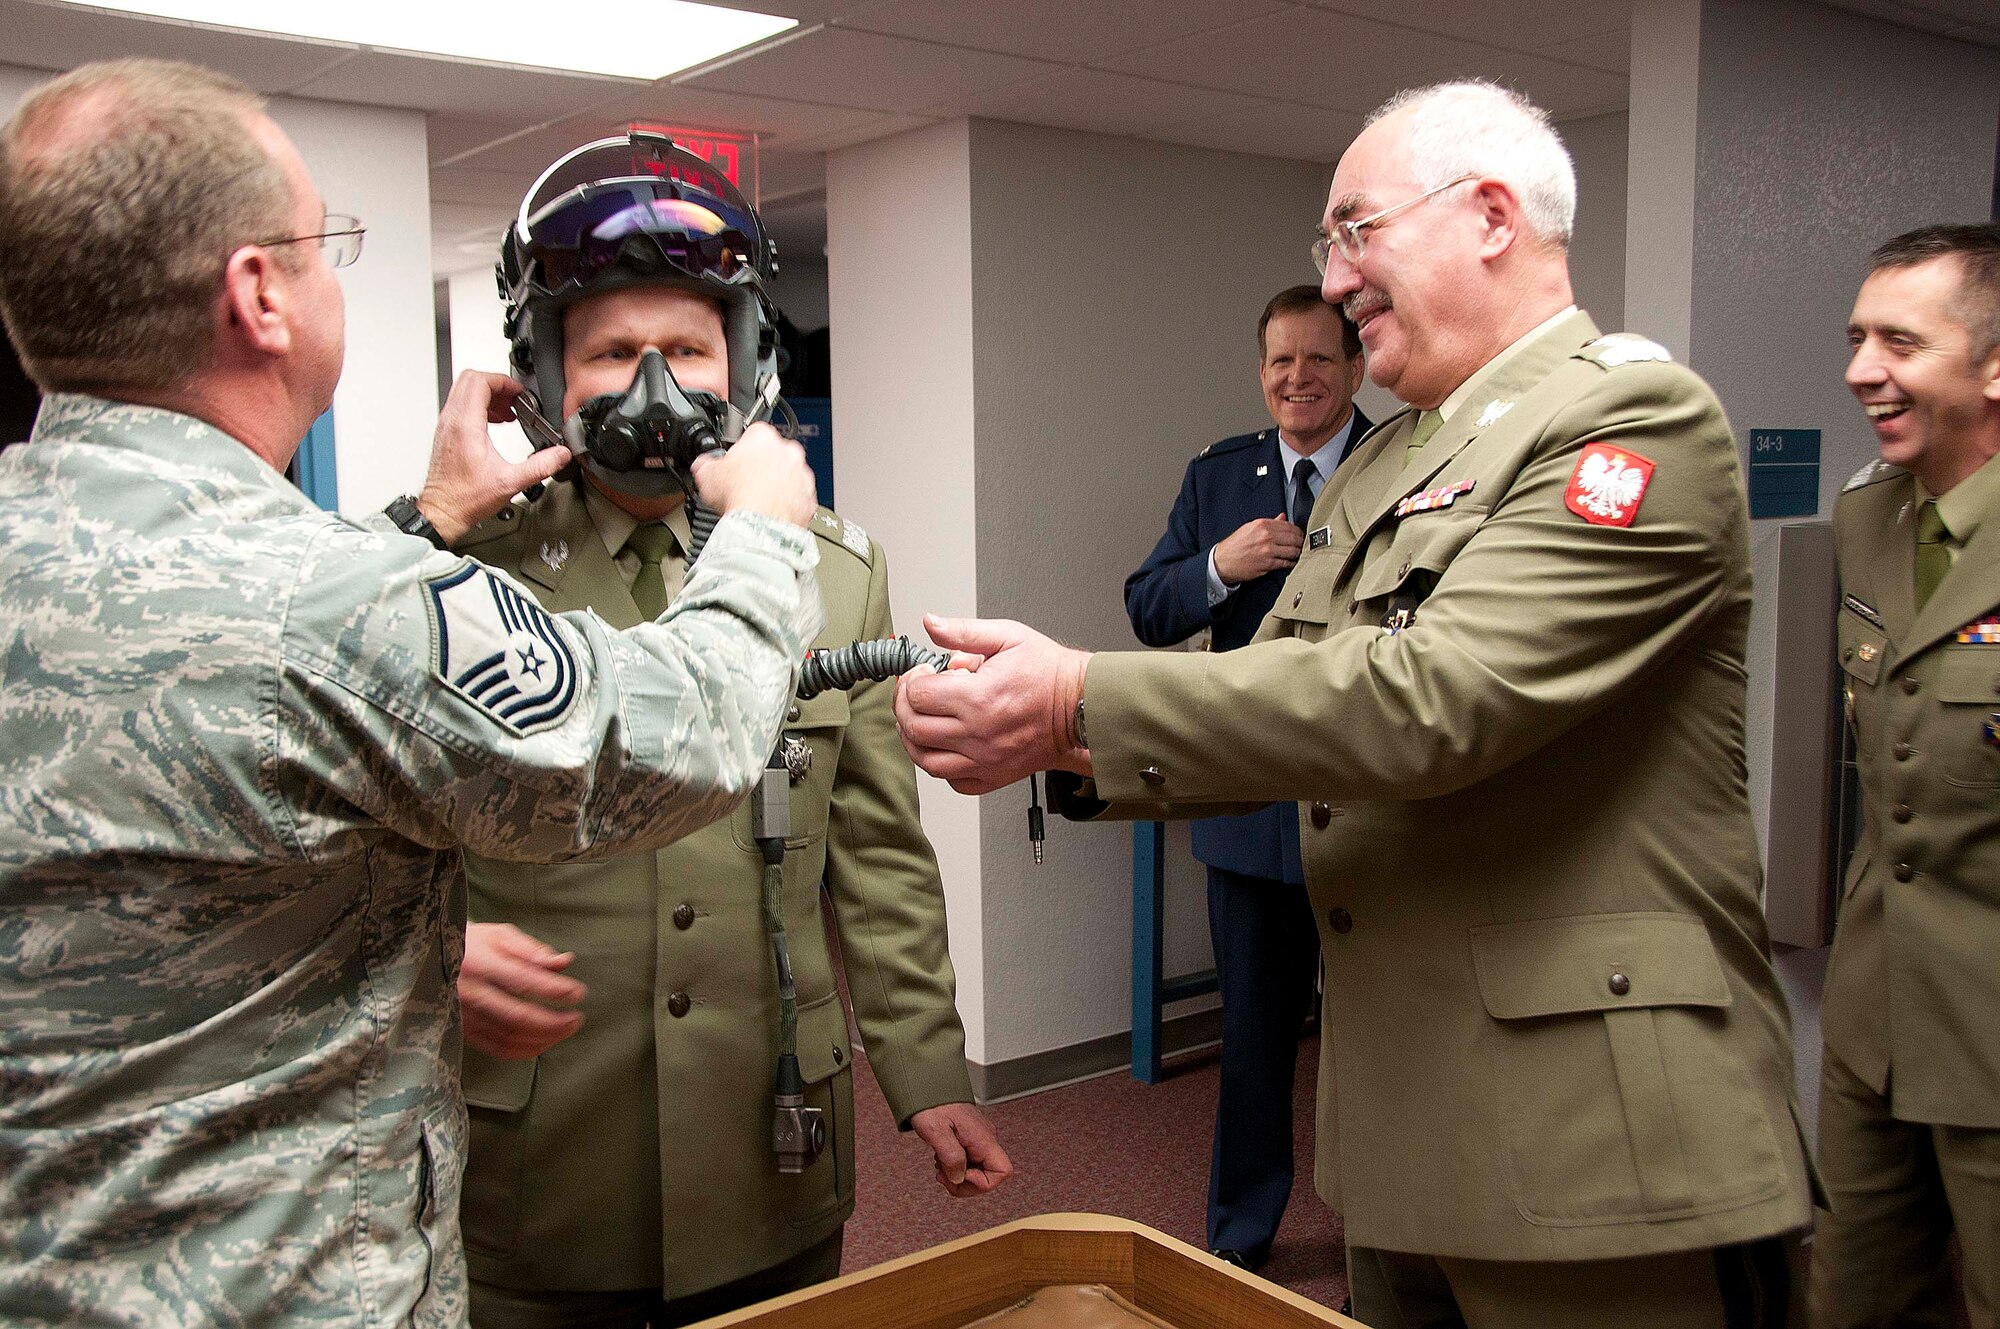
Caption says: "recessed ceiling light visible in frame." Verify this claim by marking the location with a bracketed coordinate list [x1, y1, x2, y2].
[69, 0, 797, 82]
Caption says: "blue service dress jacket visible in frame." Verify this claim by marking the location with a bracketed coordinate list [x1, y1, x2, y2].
[1124, 414, 1370, 883]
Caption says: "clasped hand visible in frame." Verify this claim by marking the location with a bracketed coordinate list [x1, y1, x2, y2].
[893, 615, 1092, 796]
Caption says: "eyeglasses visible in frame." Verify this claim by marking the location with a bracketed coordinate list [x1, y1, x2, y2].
[257, 213, 366, 269]
[1312, 175, 1476, 273]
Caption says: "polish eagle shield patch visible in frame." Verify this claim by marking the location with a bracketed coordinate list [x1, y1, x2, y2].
[1564, 443, 1656, 527]
[426, 563, 579, 734]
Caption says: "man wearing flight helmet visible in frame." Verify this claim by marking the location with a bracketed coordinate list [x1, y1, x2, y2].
[450, 132, 1008, 1328]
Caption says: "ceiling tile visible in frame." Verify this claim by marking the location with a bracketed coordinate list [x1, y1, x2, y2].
[780, 110, 936, 152]
[683, 25, 1060, 112]
[1534, 28, 1630, 75]
[428, 116, 527, 163]
[608, 84, 889, 145]
[2, 1, 353, 90]
[954, 68, 1272, 138]
[1299, 0, 1632, 55]
[1146, 99, 1364, 164]
[835, 0, 1290, 65]
[288, 49, 637, 120]
[1095, 7, 1480, 114]
[1409, 48, 1628, 119]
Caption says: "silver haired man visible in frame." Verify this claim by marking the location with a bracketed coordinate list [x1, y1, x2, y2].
[0, 58, 819, 1328]
[895, 81, 1812, 1327]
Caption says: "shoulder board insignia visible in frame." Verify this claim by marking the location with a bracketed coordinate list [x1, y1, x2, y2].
[1580, 334, 1673, 368]
[840, 517, 871, 560]
[425, 563, 579, 735]
[1197, 443, 1213, 458]
[1842, 458, 1904, 493]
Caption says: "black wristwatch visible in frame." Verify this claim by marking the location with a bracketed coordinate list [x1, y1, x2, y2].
[384, 495, 447, 550]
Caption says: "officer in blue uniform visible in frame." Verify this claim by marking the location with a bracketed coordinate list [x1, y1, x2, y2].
[1123, 286, 1369, 1270]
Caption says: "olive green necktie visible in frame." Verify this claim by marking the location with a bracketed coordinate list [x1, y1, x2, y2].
[625, 522, 679, 621]
[1406, 409, 1444, 464]
[1914, 499, 1951, 611]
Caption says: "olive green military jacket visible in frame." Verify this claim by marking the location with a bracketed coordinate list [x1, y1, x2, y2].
[1824, 458, 2000, 1128]
[1057, 313, 1813, 1262]
[452, 479, 971, 1299]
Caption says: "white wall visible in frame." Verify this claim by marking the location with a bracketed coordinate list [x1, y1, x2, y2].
[966, 120, 1331, 1066]
[1677, 0, 1997, 847]
[1563, 110, 1629, 331]
[445, 268, 528, 460]
[265, 95, 435, 515]
[826, 120, 988, 1061]
[0, 65, 436, 515]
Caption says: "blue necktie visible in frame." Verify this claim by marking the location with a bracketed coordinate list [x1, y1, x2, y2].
[1289, 457, 1316, 528]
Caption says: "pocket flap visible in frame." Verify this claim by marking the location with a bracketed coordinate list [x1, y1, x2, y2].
[1472, 913, 1733, 1019]
[790, 687, 850, 731]
[1837, 610, 1887, 687]
[1351, 510, 1480, 602]
[794, 993, 854, 1086]
[460, 1047, 536, 1112]
[1932, 646, 2000, 703]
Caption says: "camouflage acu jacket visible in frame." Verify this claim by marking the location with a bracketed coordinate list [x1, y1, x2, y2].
[0, 395, 820, 1328]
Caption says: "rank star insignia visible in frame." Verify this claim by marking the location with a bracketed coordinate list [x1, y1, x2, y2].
[1475, 400, 1514, 429]
[1564, 443, 1656, 527]
[1255, 464, 1269, 477]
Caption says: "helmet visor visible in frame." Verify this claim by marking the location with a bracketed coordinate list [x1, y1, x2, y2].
[515, 137, 765, 297]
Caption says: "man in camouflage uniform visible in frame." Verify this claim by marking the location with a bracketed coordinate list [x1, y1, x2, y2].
[450, 133, 1005, 1328]
[0, 60, 820, 1329]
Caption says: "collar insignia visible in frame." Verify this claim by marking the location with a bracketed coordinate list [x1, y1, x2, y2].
[1475, 400, 1514, 429]
[540, 539, 569, 570]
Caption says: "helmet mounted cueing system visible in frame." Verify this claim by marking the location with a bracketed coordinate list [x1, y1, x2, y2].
[499, 130, 781, 496]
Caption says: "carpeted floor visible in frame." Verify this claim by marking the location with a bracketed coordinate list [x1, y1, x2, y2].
[841, 1035, 1349, 1313]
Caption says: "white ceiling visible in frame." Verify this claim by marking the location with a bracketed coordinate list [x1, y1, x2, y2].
[3, 0, 1995, 279]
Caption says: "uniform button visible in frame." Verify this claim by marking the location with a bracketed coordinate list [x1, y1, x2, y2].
[667, 990, 692, 1018]
[1397, 560, 1412, 579]
[1893, 863, 1914, 883]
[787, 704, 801, 722]
[1139, 766, 1166, 787]
[1292, 591, 1303, 609]
[1608, 972, 1631, 996]
[1893, 803, 1913, 824]
[1901, 677, 1919, 695]
[832, 1044, 845, 1065]
[1841, 646, 1854, 662]
[1327, 907, 1353, 935]
[1309, 802, 1333, 829]
[1893, 742, 1913, 761]
[672, 903, 696, 930]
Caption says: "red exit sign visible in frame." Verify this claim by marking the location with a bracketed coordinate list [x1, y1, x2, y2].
[628, 123, 756, 195]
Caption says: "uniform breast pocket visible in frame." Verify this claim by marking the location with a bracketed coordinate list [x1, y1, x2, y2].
[1471, 912, 1783, 1228]
[1933, 647, 2000, 789]
[1266, 544, 1342, 642]
[731, 689, 849, 850]
[1349, 508, 1482, 631]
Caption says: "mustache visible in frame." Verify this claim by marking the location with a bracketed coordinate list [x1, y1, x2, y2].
[1345, 291, 1390, 324]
